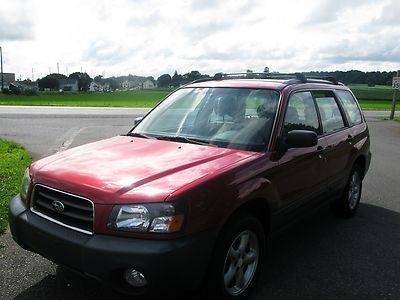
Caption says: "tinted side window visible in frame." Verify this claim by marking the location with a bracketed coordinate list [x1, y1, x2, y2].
[284, 91, 319, 134]
[314, 91, 345, 134]
[336, 90, 362, 126]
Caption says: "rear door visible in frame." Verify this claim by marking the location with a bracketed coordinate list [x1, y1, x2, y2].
[313, 90, 353, 194]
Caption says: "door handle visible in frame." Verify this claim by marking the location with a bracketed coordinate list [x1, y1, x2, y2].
[318, 145, 333, 152]
[316, 146, 325, 159]
[317, 145, 330, 161]
[346, 135, 353, 143]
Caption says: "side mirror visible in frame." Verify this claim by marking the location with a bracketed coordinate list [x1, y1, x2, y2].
[134, 117, 143, 126]
[286, 130, 317, 148]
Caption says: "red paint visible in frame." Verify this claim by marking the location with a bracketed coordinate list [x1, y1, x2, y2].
[32, 136, 258, 204]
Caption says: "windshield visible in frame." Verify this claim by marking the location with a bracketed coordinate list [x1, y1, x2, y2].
[131, 87, 280, 151]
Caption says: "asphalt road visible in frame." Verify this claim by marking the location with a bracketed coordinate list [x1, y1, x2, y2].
[0, 107, 399, 299]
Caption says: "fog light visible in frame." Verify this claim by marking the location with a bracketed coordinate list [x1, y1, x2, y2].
[124, 269, 147, 287]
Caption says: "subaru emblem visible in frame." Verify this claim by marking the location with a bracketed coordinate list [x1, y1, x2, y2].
[51, 200, 65, 213]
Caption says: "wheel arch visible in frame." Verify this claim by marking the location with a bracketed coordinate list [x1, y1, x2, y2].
[218, 197, 271, 239]
[354, 155, 366, 179]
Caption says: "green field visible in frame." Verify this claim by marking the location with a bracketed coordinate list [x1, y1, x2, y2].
[0, 85, 398, 110]
[0, 139, 31, 233]
[0, 89, 172, 108]
[349, 84, 397, 110]
[349, 84, 395, 101]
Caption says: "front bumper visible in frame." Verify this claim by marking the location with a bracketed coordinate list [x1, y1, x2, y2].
[9, 195, 217, 294]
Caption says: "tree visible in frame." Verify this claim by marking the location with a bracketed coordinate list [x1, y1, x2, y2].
[93, 75, 103, 83]
[69, 72, 92, 91]
[157, 74, 172, 87]
[183, 71, 202, 82]
[37, 73, 67, 90]
[108, 77, 119, 91]
[171, 70, 183, 87]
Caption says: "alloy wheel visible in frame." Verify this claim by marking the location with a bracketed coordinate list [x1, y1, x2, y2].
[223, 230, 260, 296]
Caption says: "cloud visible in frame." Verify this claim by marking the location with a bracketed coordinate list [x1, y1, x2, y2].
[190, 0, 222, 11]
[0, 19, 33, 41]
[0, 0, 35, 41]
[186, 47, 294, 62]
[127, 11, 162, 27]
[83, 40, 133, 65]
[2, 0, 399, 80]
[302, 0, 377, 26]
[324, 42, 400, 64]
[375, 0, 400, 24]
[185, 20, 232, 41]
[0, 6, 34, 42]
[362, 0, 400, 30]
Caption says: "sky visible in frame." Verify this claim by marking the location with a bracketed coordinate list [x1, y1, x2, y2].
[0, 0, 399, 80]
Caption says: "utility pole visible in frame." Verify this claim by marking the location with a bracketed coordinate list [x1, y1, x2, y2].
[0, 46, 4, 91]
[390, 70, 400, 120]
[57, 62, 59, 74]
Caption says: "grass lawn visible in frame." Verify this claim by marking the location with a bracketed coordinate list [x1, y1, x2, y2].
[378, 116, 400, 122]
[0, 89, 172, 108]
[358, 100, 394, 110]
[0, 139, 31, 233]
[348, 84, 398, 110]
[0, 85, 398, 110]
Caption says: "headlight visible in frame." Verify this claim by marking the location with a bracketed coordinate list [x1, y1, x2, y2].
[20, 168, 31, 204]
[107, 202, 185, 233]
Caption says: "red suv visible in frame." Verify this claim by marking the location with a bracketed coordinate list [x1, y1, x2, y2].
[9, 73, 371, 299]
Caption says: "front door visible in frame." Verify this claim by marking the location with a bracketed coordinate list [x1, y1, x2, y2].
[272, 91, 328, 226]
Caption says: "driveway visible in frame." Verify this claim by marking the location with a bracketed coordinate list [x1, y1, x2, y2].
[0, 107, 399, 299]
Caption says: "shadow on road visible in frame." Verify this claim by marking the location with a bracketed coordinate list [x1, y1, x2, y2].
[253, 203, 400, 299]
[13, 203, 400, 300]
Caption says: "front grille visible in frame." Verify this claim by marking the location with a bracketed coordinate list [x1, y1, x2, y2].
[31, 184, 94, 235]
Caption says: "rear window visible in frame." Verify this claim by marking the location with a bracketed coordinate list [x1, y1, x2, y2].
[336, 90, 362, 126]
[313, 91, 345, 134]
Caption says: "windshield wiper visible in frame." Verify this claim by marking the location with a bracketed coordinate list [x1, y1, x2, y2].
[126, 132, 157, 139]
[158, 136, 217, 147]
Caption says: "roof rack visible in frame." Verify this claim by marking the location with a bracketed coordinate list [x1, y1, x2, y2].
[188, 72, 341, 86]
[211, 72, 340, 85]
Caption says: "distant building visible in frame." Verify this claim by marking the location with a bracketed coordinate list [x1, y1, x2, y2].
[1, 72, 16, 88]
[121, 78, 156, 90]
[121, 80, 135, 90]
[12, 80, 39, 91]
[89, 81, 103, 92]
[59, 79, 78, 91]
[142, 79, 155, 89]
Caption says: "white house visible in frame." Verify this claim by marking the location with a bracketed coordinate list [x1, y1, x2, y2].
[89, 81, 103, 92]
[142, 79, 155, 89]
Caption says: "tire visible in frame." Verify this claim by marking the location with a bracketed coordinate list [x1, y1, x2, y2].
[206, 214, 265, 299]
[331, 165, 363, 218]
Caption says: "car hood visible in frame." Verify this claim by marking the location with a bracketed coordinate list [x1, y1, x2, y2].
[31, 136, 257, 204]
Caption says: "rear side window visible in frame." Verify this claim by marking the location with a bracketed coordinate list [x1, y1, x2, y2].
[314, 91, 345, 134]
[284, 91, 319, 134]
[336, 90, 362, 126]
